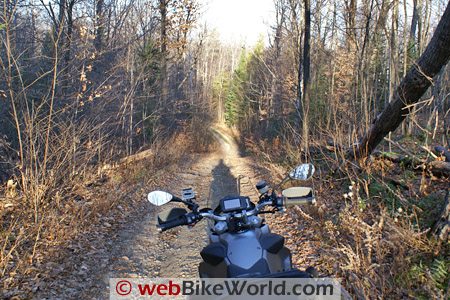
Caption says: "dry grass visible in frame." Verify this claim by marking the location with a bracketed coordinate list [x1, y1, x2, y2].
[0, 120, 216, 297]
[243, 126, 449, 299]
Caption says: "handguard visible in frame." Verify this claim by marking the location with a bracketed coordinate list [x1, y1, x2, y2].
[282, 187, 316, 207]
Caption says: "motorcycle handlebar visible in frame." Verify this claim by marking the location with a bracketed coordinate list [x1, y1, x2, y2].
[198, 200, 274, 221]
[198, 197, 314, 221]
[157, 196, 315, 231]
[158, 215, 189, 232]
[199, 212, 226, 221]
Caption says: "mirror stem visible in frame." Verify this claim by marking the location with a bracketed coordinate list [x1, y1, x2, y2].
[273, 175, 290, 192]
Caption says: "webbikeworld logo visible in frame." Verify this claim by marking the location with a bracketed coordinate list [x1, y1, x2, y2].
[110, 278, 342, 299]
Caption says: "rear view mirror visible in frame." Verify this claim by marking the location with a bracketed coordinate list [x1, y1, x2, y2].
[148, 191, 173, 206]
[289, 163, 315, 180]
[157, 207, 188, 224]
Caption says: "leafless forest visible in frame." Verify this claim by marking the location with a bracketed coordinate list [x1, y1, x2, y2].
[1, 0, 449, 298]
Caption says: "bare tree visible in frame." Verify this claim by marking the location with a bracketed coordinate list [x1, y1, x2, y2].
[301, 0, 311, 151]
[159, 0, 169, 108]
[94, 0, 105, 52]
[271, 0, 287, 122]
[353, 2, 450, 159]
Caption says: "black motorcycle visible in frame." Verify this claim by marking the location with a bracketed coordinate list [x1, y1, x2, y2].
[148, 163, 318, 278]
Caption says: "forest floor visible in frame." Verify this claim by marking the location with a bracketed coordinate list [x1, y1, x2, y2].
[4, 124, 447, 299]
[30, 125, 320, 299]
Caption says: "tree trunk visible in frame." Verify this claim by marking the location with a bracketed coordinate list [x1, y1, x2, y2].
[410, 0, 419, 50]
[271, 0, 286, 120]
[401, 0, 409, 135]
[345, 0, 357, 51]
[387, 0, 399, 151]
[388, 0, 399, 104]
[407, 0, 421, 135]
[352, 2, 450, 159]
[302, 0, 311, 151]
[290, 0, 303, 134]
[159, 0, 169, 109]
[94, 0, 104, 52]
[429, 161, 450, 175]
[56, 0, 66, 44]
[65, 0, 74, 64]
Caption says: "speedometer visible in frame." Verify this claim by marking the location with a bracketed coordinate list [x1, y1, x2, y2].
[223, 198, 242, 210]
[219, 196, 252, 213]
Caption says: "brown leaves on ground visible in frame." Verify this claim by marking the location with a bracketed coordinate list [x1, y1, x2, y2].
[246, 131, 449, 299]
[0, 133, 195, 299]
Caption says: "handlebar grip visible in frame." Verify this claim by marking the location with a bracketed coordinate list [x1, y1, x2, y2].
[158, 215, 189, 232]
[284, 197, 316, 207]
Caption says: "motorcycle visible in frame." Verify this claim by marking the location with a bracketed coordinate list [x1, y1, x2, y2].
[147, 163, 318, 278]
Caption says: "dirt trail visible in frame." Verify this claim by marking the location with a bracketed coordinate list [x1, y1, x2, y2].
[35, 126, 264, 299]
[95, 126, 268, 296]
[35, 126, 317, 299]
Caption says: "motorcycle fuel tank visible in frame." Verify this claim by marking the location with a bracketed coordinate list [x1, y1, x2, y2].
[199, 225, 292, 278]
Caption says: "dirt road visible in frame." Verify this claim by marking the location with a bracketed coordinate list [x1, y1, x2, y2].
[102, 127, 263, 278]
[36, 126, 285, 299]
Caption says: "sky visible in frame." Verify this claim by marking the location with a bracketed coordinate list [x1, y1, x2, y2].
[199, 0, 275, 46]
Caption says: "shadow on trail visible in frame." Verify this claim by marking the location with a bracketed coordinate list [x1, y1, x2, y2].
[208, 159, 238, 208]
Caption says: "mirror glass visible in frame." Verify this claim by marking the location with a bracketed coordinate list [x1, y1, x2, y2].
[158, 207, 188, 224]
[148, 191, 173, 206]
[289, 163, 315, 180]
